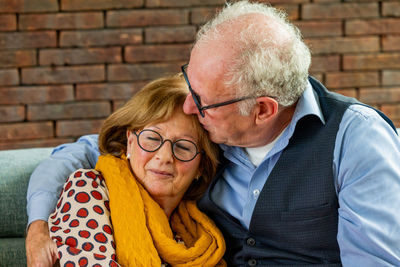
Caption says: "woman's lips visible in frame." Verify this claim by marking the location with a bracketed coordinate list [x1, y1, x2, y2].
[149, 169, 173, 178]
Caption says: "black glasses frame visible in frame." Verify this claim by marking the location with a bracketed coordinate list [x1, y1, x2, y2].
[133, 129, 201, 162]
[181, 64, 257, 117]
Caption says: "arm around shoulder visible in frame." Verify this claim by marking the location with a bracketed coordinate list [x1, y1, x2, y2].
[27, 134, 100, 226]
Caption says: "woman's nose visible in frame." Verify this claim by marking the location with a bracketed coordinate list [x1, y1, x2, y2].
[155, 141, 174, 162]
[183, 94, 198, 115]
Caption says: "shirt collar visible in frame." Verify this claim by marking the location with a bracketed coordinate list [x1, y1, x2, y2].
[291, 79, 325, 127]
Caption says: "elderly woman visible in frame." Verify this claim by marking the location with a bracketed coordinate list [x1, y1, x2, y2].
[47, 74, 225, 266]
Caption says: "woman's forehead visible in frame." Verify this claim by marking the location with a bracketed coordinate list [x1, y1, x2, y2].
[145, 113, 199, 140]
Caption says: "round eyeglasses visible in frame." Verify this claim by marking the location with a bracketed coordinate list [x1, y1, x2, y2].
[133, 129, 201, 162]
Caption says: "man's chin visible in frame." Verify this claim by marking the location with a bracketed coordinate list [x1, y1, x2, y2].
[208, 132, 225, 145]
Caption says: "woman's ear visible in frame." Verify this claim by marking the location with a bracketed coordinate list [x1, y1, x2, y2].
[254, 97, 279, 125]
[126, 130, 134, 153]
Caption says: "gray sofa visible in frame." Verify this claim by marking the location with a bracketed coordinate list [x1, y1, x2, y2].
[0, 147, 53, 267]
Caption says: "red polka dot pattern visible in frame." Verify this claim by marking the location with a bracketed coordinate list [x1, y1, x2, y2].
[87, 219, 98, 229]
[75, 192, 90, 203]
[90, 190, 102, 200]
[79, 230, 90, 239]
[76, 180, 86, 187]
[78, 257, 88, 267]
[69, 219, 79, 228]
[82, 242, 94, 252]
[76, 208, 88, 218]
[93, 205, 104, 215]
[48, 169, 119, 266]
[103, 225, 113, 235]
[61, 202, 71, 213]
[62, 214, 70, 222]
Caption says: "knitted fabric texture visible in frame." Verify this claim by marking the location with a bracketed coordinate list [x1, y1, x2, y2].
[95, 154, 226, 267]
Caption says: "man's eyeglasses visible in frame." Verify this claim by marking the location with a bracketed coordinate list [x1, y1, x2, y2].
[181, 63, 257, 117]
[133, 129, 201, 162]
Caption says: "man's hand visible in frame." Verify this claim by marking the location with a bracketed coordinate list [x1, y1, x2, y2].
[26, 220, 58, 267]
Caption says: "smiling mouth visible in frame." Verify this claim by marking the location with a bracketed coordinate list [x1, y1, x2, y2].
[149, 169, 173, 178]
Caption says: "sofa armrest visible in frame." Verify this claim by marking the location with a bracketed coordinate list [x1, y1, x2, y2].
[0, 147, 53, 238]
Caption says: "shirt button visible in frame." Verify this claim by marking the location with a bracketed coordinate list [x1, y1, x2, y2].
[248, 259, 257, 266]
[253, 189, 260, 199]
[246, 237, 256, 246]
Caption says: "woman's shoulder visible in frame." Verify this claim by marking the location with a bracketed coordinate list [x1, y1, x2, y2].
[67, 168, 107, 188]
[69, 168, 101, 178]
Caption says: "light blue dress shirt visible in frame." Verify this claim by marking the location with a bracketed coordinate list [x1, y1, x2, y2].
[27, 84, 400, 265]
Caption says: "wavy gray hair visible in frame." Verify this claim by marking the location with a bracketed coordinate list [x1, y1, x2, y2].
[196, 1, 311, 115]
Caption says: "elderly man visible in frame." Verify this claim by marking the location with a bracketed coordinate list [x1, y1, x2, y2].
[26, 1, 400, 266]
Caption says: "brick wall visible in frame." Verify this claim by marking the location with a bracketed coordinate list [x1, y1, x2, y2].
[0, 0, 399, 150]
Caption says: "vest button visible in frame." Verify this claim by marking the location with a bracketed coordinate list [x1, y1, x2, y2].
[248, 259, 257, 266]
[246, 237, 256, 246]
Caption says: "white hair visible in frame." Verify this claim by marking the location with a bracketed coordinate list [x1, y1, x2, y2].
[196, 1, 311, 115]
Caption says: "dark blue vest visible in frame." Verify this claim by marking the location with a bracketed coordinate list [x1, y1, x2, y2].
[198, 77, 396, 266]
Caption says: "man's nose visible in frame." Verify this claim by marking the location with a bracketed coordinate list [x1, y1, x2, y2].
[183, 94, 198, 115]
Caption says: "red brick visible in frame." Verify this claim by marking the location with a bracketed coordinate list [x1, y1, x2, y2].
[125, 44, 191, 63]
[0, 69, 19, 86]
[312, 0, 341, 3]
[190, 7, 221, 25]
[39, 47, 122, 66]
[112, 100, 128, 111]
[381, 104, 400, 120]
[268, 0, 309, 3]
[383, 70, 400, 86]
[302, 3, 378, 19]
[108, 63, 180, 82]
[76, 82, 146, 100]
[0, 122, 53, 141]
[19, 13, 103, 30]
[343, 53, 400, 70]
[382, 2, 400, 17]
[382, 35, 400, 52]
[61, 0, 143, 11]
[359, 87, 400, 104]
[0, 85, 73, 104]
[310, 73, 323, 82]
[0, 50, 36, 68]
[56, 119, 105, 137]
[295, 21, 342, 38]
[332, 89, 357, 99]
[325, 71, 379, 88]
[21, 65, 105, 85]
[107, 10, 188, 27]
[0, 137, 73, 150]
[146, 0, 224, 8]
[305, 37, 379, 54]
[346, 19, 400, 35]
[145, 26, 196, 44]
[0, 0, 58, 13]
[274, 4, 299, 21]
[0, 15, 16, 31]
[60, 29, 142, 47]
[0, 31, 56, 49]
[27, 101, 111, 121]
[310, 55, 340, 72]
[0, 106, 25, 122]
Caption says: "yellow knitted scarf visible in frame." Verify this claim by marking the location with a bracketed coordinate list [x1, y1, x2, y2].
[95, 154, 226, 267]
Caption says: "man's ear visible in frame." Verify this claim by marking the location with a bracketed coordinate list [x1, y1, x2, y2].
[254, 97, 279, 125]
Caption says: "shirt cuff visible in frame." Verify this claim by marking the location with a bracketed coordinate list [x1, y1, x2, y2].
[27, 191, 58, 227]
